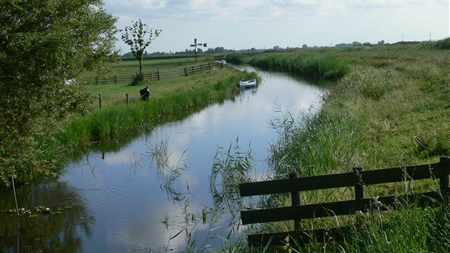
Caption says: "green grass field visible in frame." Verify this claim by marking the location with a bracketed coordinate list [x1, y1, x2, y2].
[82, 55, 213, 77]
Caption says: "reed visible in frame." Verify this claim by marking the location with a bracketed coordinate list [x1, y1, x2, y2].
[226, 51, 350, 81]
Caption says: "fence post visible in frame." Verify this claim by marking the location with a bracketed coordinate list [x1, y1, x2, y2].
[157, 70, 160, 80]
[354, 167, 364, 200]
[98, 94, 102, 110]
[184, 68, 188, 76]
[115, 75, 117, 83]
[126, 93, 129, 106]
[95, 76, 99, 85]
[439, 156, 449, 203]
[289, 172, 302, 234]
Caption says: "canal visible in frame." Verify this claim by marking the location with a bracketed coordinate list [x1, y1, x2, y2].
[0, 66, 325, 252]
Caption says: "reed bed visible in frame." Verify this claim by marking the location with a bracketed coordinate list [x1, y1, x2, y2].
[226, 51, 350, 81]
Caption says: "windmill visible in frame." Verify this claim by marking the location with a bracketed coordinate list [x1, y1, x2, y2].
[190, 38, 207, 63]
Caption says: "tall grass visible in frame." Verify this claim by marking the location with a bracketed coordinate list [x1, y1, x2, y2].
[226, 52, 350, 81]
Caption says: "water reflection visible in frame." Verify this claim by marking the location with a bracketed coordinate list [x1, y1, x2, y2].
[0, 181, 93, 253]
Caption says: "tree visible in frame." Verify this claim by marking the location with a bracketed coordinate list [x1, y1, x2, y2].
[0, 0, 120, 187]
[121, 19, 162, 82]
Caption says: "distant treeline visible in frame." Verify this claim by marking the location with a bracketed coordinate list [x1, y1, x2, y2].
[123, 38, 450, 58]
[122, 46, 242, 57]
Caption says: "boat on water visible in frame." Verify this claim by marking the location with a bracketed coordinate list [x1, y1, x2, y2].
[239, 78, 257, 88]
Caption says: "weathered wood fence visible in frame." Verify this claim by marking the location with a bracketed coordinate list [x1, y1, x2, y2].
[84, 62, 225, 85]
[184, 62, 223, 76]
[239, 156, 450, 247]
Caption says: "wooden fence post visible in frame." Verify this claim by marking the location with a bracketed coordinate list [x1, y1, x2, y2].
[184, 68, 188, 76]
[114, 75, 117, 83]
[157, 70, 160, 80]
[98, 94, 102, 110]
[354, 167, 364, 200]
[126, 93, 129, 106]
[289, 172, 302, 234]
[440, 156, 449, 203]
[95, 76, 99, 85]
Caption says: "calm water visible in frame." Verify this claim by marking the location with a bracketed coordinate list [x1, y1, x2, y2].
[0, 66, 324, 252]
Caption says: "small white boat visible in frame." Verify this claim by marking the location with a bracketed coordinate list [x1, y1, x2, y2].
[239, 78, 257, 88]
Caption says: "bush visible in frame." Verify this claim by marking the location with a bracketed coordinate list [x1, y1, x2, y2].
[131, 72, 146, 86]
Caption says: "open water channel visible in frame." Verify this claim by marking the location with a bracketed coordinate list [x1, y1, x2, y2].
[0, 66, 325, 252]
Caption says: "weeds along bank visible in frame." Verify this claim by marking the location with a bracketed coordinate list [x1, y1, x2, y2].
[229, 40, 450, 252]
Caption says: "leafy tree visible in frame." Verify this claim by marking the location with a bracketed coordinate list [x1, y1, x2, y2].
[121, 19, 162, 82]
[0, 0, 120, 187]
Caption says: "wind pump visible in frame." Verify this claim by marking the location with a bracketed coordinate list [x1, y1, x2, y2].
[190, 38, 207, 63]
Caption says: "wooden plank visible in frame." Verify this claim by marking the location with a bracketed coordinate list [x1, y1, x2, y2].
[362, 162, 450, 185]
[241, 199, 364, 224]
[239, 172, 356, 196]
[239, 160, 450, 197]
[246, 191, 446, 246]
[241, 191, 444, 224]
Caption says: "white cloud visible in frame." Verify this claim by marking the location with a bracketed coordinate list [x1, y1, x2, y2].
[105, 0, 449, 52]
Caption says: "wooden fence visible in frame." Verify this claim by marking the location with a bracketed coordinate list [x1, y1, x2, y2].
[84, 62, 225, 85]
[239, 156, 450, 247]
[184, 62, 223, 76]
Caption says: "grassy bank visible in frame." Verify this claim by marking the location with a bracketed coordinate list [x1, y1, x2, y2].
[247, 40, 450, 252]
[56, 66, 256, 148]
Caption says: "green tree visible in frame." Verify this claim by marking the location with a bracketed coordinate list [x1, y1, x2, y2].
[121, 19, 162, 82]
[0, 0, 120, 187]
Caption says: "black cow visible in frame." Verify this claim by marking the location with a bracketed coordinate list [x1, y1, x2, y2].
[140, 86, 150, 100]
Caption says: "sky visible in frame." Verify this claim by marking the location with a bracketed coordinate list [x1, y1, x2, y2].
[103, 0, 450, 53]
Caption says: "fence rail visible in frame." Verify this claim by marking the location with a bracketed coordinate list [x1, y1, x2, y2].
[239, 156, 450, 247]
[84, 62, 225, 85]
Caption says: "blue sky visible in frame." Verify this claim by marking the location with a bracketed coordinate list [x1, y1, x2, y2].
[103, 0, 449, 53]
